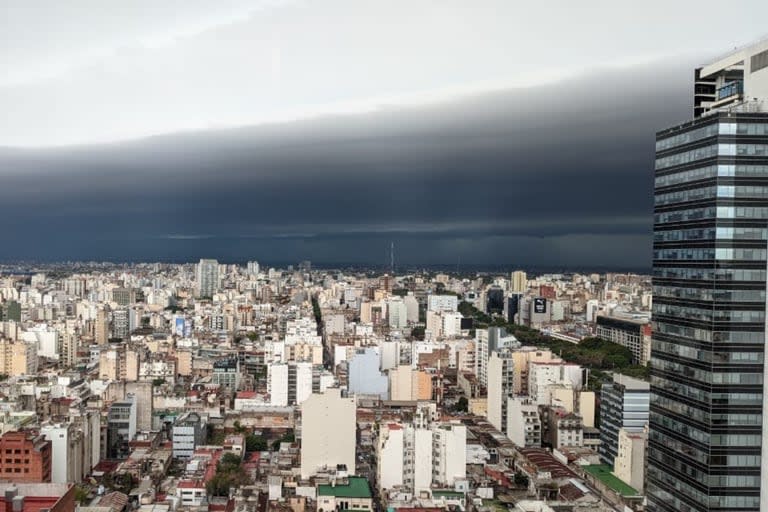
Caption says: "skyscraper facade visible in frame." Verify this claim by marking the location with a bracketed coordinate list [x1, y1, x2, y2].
[196, 258, 220, 298]
[649, 39, 768, 512]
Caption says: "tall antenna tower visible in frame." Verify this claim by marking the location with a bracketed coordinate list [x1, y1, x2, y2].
[390, 241, 394, 275]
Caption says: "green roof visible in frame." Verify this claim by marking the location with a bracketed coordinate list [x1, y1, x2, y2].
[582, 464, 639, 496]
[317, 477, 372, 499]
[432, 490, 465, 498]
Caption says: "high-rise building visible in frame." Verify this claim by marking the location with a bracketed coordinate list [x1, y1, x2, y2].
[112, 308, 129, 339]
[510, 270, 528, 293]
[599, 375, 649, 467]
[486, 349, 515, 434]
[106, 396, 137, 459]
[377, 415, 466, 495]
[648, 38, 768, 512]
[196, 258, 220, 298]
[300, 388, 356, 479]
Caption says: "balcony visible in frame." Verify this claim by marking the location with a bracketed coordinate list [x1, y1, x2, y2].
[717, 81, 743, 100]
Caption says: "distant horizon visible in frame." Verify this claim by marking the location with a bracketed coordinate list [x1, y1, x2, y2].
[0, 258, 651, 276]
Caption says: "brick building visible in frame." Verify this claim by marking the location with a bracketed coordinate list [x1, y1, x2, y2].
[0, 432, 52, 483]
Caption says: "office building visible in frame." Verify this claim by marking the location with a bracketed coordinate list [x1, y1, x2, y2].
[649, 38, 768, 512]
[196, 258, 220, 298]
[599, 375, 649, 467]
[485, 287, 504, 314]
[172, 412, 207, 459]
[106, 397, 137, 459]
[595, 315, 652, 365]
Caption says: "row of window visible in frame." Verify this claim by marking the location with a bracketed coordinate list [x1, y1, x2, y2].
[716, 205, 768, 219]
[720, 143, 768, 157]
[655, 144, 718, 170]
[654, 321, 765, 343]
[653, 393, 711, 424]
[655, 163, 768, 188]
[655, 164, 718, 187]
[656, 123, 719, 152]
[655, 183, 768, 206]
[648, 473, 761, 509]
[654, 226, 767, 242]
[657, 204, 768, 224]
[655, 206, 716, 223]
[653, 247, 767, 261]
[654, 360, 764, 386]
[653, 303, 765, 323]
[650, 410, 709, 444]
[653, 267, 766, 282]
[653, 285, 766, 302]
[653, 340, 764, 364]
[652, 379, 713, 410]
[646, 473, 708, 512]
[656, 143, 768, 171]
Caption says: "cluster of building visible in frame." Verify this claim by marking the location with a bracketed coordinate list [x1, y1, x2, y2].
[0, 256, 660, 512]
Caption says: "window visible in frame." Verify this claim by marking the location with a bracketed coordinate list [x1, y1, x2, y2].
[751, 48, 768, 73]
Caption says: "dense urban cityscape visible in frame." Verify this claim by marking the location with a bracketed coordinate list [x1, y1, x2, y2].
[4, 4, 768, 512]
[0, 258, 653, 512]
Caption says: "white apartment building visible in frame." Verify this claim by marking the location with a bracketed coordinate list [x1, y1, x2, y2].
[486, 350, 515, 434]
[300, 388, 356, 480]
[427, 294, 458, 312]
[377, 419, 466, 494]
[507, 397, 542, 447]
[529, 361, 583, 405]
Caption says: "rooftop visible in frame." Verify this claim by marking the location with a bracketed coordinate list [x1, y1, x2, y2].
[611, 374, 650, 391]
[582, 464, 638, 497]
[317, 477, 371, 499]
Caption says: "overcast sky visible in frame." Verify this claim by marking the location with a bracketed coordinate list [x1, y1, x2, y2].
[2, 1, 768, 268]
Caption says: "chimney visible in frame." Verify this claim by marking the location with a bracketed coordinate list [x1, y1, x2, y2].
[11, 496, 23, 512]
[4, 486, 17, 512]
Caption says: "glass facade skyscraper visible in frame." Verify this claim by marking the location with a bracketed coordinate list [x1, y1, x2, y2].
[648, 39, 768, 511]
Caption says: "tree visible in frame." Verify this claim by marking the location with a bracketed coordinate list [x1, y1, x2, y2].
[455, 396, 468, 413]
[152, 378, 166, 387]
[514, 471, 530, 488]
[74, 486, 90, 504]
[246, 434, 268, 453]
[207, 452, 251, 497]
[411, 326, 425, 341]
[271, 431, 295, 451]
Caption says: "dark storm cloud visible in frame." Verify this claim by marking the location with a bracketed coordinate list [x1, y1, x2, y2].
[0, 59, 692, 268]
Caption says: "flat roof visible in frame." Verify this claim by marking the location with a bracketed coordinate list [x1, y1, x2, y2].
[612, 374, 650, 391]
[582, 464, 639, 497]
[317, 477, 371, 499]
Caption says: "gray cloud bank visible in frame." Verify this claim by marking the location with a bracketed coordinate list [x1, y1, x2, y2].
[0, 60, 692, 268]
